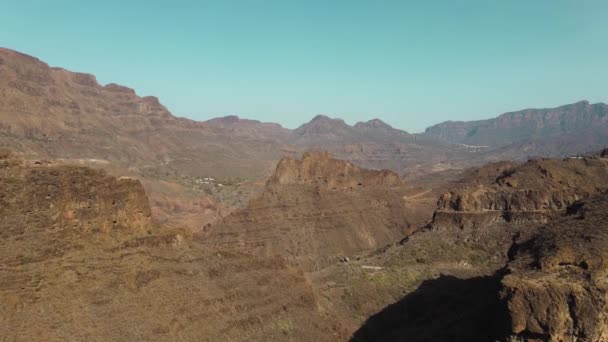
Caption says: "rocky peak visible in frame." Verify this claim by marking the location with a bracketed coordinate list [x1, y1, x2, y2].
[354, 118, 392, 130]
[293, 115, 351, 136]
[268, 151, 402, 189]
[205, 152, 410, 271]
[207, 115, 241, 124]
[0, 151, 152, 243]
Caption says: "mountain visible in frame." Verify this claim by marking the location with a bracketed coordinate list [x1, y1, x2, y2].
[202, 152, 434, 271]
[0, 47, 476, 183]
[292, 115, 415, 145]
[292, 115, 355, 144]
[0, 48, 291, 180]
[430, 155, 608, 230]
[500, 193, 608, 341]
[0, 150, 345, 341]
[347, 151, 608, 341]
[4, 45, 608, 239]
[422, 101, 608, 157]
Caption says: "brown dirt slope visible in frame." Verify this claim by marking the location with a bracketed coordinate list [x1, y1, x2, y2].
[0, 150, 345, 341]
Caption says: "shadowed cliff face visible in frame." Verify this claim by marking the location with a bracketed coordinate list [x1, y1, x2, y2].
[203, 152, 419, 271]
[0, 150, 347, 341]
[350, 154, 608, 342]
[349, 194, 608, 342]
[430, 155, 608, 230]
[350, 274, 509, 342]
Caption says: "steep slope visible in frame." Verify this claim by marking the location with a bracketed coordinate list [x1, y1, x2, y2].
[500, 193, 608, 341]
[0, 47, 284, 179]
[430, 155, 608, 230]
[422, 100, 608, 157]
[0, 150, 345, 341]
[202, 152, 429, 271]
[348, 153, 608, 341]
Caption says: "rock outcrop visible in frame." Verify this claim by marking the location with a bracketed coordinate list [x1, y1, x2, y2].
[430, 156, 608, 230]
[500, 193, 608, 341]
[268, 151, 402, 189]
[350, 155, 608, 342]
[0, 151, 346, 341]
[349, 193, 608, 342]
[203, 152, 415, 271]
[0, 150, 151, 242]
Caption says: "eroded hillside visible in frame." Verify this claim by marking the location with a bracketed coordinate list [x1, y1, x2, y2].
[203, 152, 436, 271]
[0, 150, 345, 341]
[346, 151, 608, 341]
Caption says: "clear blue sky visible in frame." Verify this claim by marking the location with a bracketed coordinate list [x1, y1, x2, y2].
[2, 1, 607, 132]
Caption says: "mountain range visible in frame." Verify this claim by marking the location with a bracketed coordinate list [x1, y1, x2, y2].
[2, 46, 608, 341]
[3, 47, 608, 183]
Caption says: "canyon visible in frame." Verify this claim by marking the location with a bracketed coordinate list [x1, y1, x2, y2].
[1, 47, 608, 341]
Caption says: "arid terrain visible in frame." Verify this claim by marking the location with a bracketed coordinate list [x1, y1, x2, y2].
[2, 47, 608, 342]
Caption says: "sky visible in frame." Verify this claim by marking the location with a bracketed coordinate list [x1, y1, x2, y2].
[1, 1, 607, 132]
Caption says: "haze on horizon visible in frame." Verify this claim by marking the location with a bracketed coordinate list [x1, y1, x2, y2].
[2, 0, 607, 132]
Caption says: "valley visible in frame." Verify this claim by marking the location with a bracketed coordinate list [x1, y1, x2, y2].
[1, 47, 608, 341]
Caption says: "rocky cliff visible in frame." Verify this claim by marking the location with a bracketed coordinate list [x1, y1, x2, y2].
[500, 193, 608, 341]
[430, 155, 608, 230]
[0, 150, 346, 341]
[0, 149, 151, 242]
[203, 152, 418, 271]
[349, 159, 608, 342]
[268, 151, 402, 189]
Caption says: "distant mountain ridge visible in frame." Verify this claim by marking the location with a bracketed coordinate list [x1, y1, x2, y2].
[1, 47, 607, 181]
[205, 114, 412, 145]
[422, 100, 608, 154]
